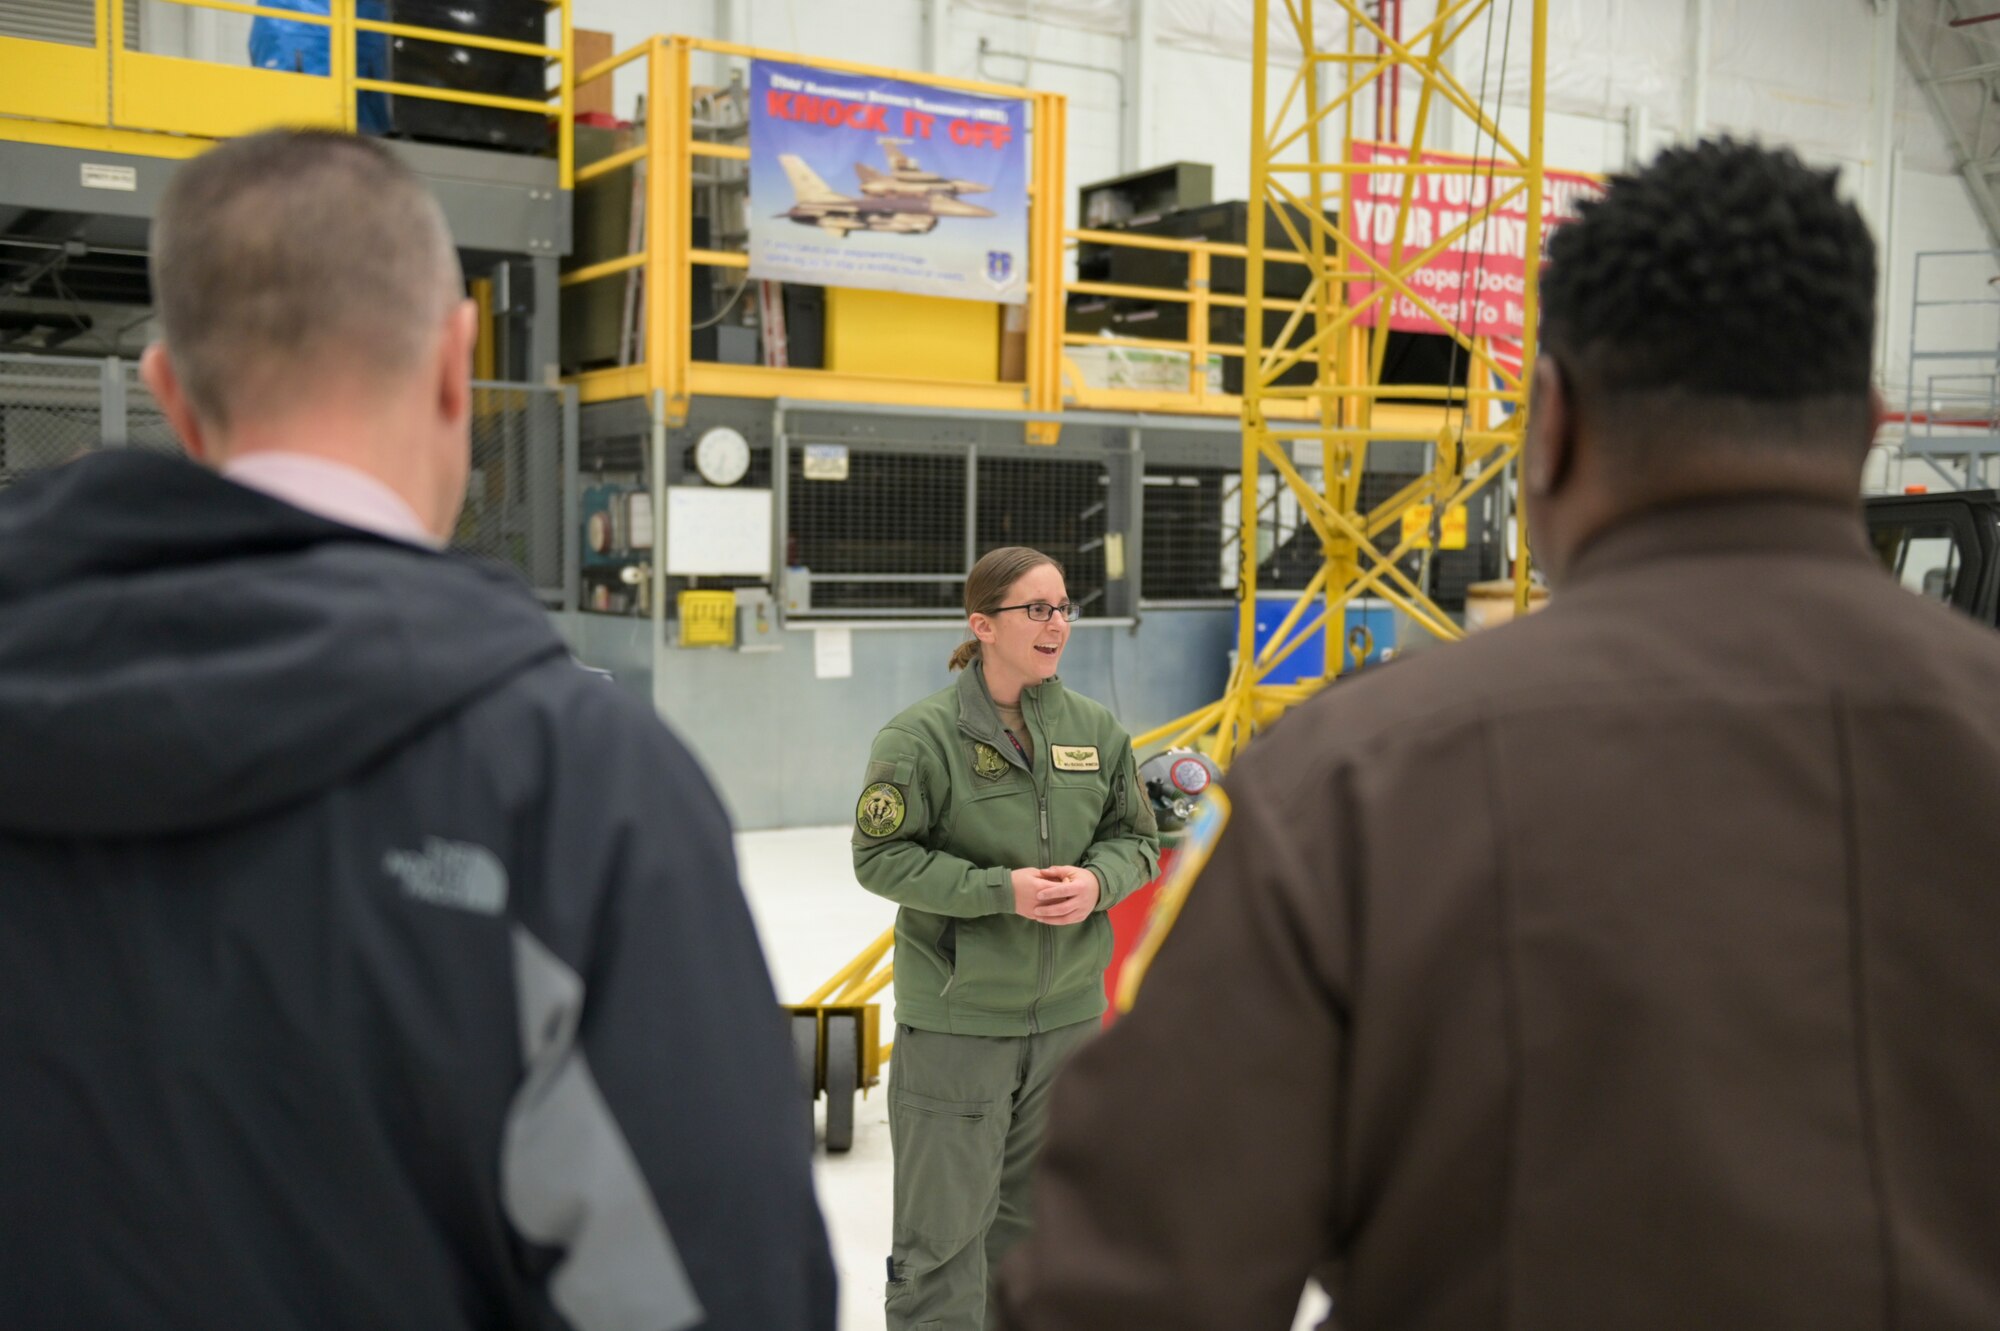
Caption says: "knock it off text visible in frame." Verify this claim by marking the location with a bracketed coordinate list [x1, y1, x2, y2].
[764, 92, 1015, 149]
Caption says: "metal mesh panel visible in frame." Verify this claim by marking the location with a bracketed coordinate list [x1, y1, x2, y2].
[0, 0, 95, 46]
[125, 365, 188, 455]
[0, 355, 103, 484]
[1, 357, 571, 602]
[459, 384, 566, 597]
[788, 446, 967, 615]
[782, 445, 1127, 619]
[977, 456, 1110, 616]
[1141, 464, 1233, 602]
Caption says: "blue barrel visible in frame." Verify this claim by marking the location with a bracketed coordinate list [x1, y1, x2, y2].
[1251, 592, 1396, 683]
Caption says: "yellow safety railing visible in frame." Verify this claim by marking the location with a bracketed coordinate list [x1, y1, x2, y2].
[553, 33, 1469, 433]
[0, 0, 110, 126]
[1057, 228, 1430, 424]
[2, 0, 573, 189]
[1056, 227, 1513, 429]
[563, 35, 1064, 440]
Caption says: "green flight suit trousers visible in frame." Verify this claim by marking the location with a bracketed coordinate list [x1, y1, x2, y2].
[884, 1019, 1098, 1331]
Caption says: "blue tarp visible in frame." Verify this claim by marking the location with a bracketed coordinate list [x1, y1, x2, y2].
[248, 0, 389, 134]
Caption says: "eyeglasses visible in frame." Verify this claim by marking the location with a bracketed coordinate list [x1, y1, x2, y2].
[991, 600, 1079, 622]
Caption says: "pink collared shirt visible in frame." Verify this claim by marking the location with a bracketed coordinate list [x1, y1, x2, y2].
[222, 452, 441, 549]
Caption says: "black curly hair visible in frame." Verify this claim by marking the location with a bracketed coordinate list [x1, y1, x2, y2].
[1540, 138, 1877, 455]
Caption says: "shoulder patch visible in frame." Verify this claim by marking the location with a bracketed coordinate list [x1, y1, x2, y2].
[972, 742, 1010, 780]
[1051, 744, 1100, 772]
[1115, 787, 1231, 1012]
[856, 782, 908, 838]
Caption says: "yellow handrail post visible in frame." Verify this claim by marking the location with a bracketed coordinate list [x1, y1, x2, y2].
[94, 0, 110, 124]
[1189, 248, 1212, 406]
[556, 0, 574, 191]
[107, 0, 124, 125]
[663, 36, 692, 426]
[642, 38, 681, 421]
[1025, 90, 1067, 445]
[334, 0, 355, 131]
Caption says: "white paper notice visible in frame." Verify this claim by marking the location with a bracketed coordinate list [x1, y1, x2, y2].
[814, 627, 853, 680]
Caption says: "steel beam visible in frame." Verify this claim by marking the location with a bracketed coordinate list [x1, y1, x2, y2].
[1900, 0, 2000, 250]
[1925, 57, 2000, 84]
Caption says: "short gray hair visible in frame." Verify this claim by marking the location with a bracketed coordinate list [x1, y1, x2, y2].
[150, 130, 463, 428]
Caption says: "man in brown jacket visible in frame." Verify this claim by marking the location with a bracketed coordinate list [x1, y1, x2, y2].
[995, 138, 2000, 1330]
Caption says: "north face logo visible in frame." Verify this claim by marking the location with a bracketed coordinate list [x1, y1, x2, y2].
[384, 837, 509, 916]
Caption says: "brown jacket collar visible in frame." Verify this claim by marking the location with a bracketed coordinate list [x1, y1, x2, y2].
[1564, 494, 1874, 591]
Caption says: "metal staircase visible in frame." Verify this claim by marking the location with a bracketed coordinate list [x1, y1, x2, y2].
[1901, 248, 2000, 489]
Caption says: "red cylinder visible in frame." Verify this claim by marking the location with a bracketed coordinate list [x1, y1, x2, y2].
[1102, 846, 1179, 1027]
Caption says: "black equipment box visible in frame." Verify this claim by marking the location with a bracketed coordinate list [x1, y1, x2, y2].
[381, 0, 549, 154]
[1078, 161, 1214, 230]
[1076, 162, 1213, 283]
[1104, 200, 1332, 300]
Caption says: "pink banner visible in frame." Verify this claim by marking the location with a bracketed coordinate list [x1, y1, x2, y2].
[1347, 141, 1603, 341]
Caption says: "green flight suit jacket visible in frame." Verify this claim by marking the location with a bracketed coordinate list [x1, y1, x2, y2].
[852, 662, 1161, 1036]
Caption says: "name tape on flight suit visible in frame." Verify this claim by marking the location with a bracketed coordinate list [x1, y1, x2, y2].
[1051, 745, 1100, 772]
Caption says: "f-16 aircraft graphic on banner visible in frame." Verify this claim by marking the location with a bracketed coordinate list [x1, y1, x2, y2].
[748, 59, 1029, 304]
[862, 138, 994, 198]
[777, 150, 997, 236]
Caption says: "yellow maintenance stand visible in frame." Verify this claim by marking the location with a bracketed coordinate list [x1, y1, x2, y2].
[1133, 0, 1550, 766]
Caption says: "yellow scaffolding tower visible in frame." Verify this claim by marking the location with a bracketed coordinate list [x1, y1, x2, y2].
[1135, 0, 1548, 766]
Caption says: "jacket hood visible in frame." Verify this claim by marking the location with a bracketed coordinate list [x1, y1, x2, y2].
[0, 450, 568, 837]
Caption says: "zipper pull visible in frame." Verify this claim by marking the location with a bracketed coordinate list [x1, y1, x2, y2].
[1040, 798, 1049, 840]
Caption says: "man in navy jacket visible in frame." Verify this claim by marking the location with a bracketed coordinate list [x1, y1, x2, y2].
[0, 130, 834, 1331]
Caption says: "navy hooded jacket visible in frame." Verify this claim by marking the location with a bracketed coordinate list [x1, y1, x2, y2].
[0, 449, 835, 1331]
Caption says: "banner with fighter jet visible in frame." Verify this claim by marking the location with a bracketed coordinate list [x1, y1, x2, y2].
[747, 59, 1030, 304]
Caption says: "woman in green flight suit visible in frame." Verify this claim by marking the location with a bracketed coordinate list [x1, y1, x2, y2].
[853, 545, 1160, 1331]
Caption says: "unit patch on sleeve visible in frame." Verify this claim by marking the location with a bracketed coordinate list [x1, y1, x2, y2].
[972, 742, 1010, 780]
[856, 782, 908, 838]
[1051, 745, 1100, 772]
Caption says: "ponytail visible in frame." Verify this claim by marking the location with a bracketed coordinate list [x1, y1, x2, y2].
[947, 639, 981, 672]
